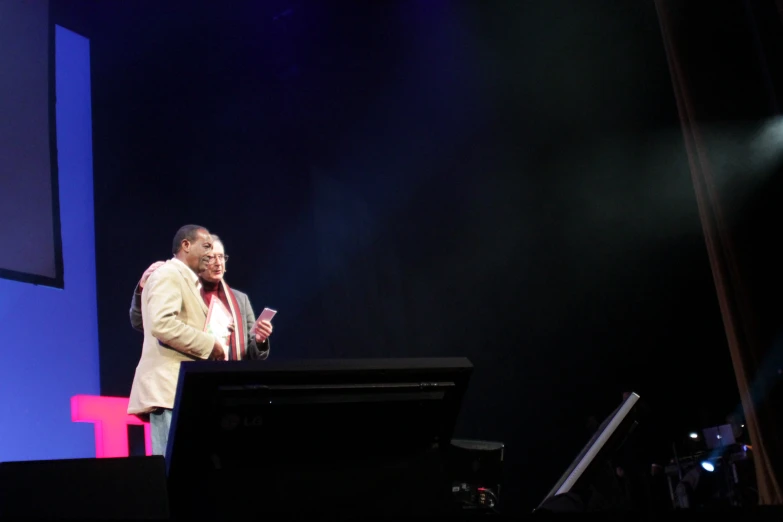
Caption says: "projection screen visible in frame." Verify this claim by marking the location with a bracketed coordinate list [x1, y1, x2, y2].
[0, 0, 63, 288]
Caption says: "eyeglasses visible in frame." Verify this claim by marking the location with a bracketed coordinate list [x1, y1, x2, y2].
[204, 254, 229, 264]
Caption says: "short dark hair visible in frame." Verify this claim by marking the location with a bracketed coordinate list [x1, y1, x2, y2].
[172, 224, 209, 256]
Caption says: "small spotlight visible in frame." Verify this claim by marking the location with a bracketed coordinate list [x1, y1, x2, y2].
[701, 461, 715, 472]
[689, 432, 699, 439]
[741, 424, 745, 428]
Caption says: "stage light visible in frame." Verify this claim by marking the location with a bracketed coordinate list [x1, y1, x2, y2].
[689, 432, 699, 439]
[700, 461, 714, 472]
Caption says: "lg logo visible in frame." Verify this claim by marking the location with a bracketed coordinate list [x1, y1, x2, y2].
[244, 416, 263, 427]
[221, 414, 240, 431]
[221, 414, 263, 430]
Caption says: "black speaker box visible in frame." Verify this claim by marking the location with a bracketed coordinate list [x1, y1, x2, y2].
[0, 456, 169, 519]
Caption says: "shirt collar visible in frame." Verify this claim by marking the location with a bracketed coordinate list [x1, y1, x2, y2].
[171, 257, 200, 287]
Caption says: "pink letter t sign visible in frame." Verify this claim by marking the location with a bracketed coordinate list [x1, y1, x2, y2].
[70, 395, 152, 457]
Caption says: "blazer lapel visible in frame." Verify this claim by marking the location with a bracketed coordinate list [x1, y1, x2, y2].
[169, 260, 208, 316]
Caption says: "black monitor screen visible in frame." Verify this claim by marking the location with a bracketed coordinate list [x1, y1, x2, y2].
[166, 357, 473, 517]
[538, 392, 642, 511]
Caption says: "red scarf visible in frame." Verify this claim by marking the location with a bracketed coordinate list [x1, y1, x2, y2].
[201, 279, 247, 360]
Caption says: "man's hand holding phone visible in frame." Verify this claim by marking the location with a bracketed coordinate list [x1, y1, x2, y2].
[253, 308, 276, 343]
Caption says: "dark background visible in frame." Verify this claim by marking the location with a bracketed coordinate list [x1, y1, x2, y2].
[50, 0, 783, 513]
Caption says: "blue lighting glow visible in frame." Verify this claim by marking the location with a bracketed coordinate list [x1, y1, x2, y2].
[0, 25, 99, 462]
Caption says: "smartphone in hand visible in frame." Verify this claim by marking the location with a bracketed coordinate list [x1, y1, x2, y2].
[259, 308, 277, 322]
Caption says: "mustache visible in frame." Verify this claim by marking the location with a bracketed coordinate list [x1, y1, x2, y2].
[197, 265, 224, 276]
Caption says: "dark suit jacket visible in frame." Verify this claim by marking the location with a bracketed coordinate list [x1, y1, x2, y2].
[130, 283, 270, 360]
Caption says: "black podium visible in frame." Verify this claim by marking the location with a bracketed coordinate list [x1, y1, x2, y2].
[165, 357, 473, 519]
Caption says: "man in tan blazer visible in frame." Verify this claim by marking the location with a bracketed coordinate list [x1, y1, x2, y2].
[127, 224, 225, 456]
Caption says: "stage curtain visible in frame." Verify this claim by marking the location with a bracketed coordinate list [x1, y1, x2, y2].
[655, 0, 783, 505]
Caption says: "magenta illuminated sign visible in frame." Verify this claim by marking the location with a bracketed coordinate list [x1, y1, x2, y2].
[70, 395, 152, 457]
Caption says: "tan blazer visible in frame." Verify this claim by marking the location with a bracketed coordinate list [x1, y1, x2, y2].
[128, 258, 216, 414]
